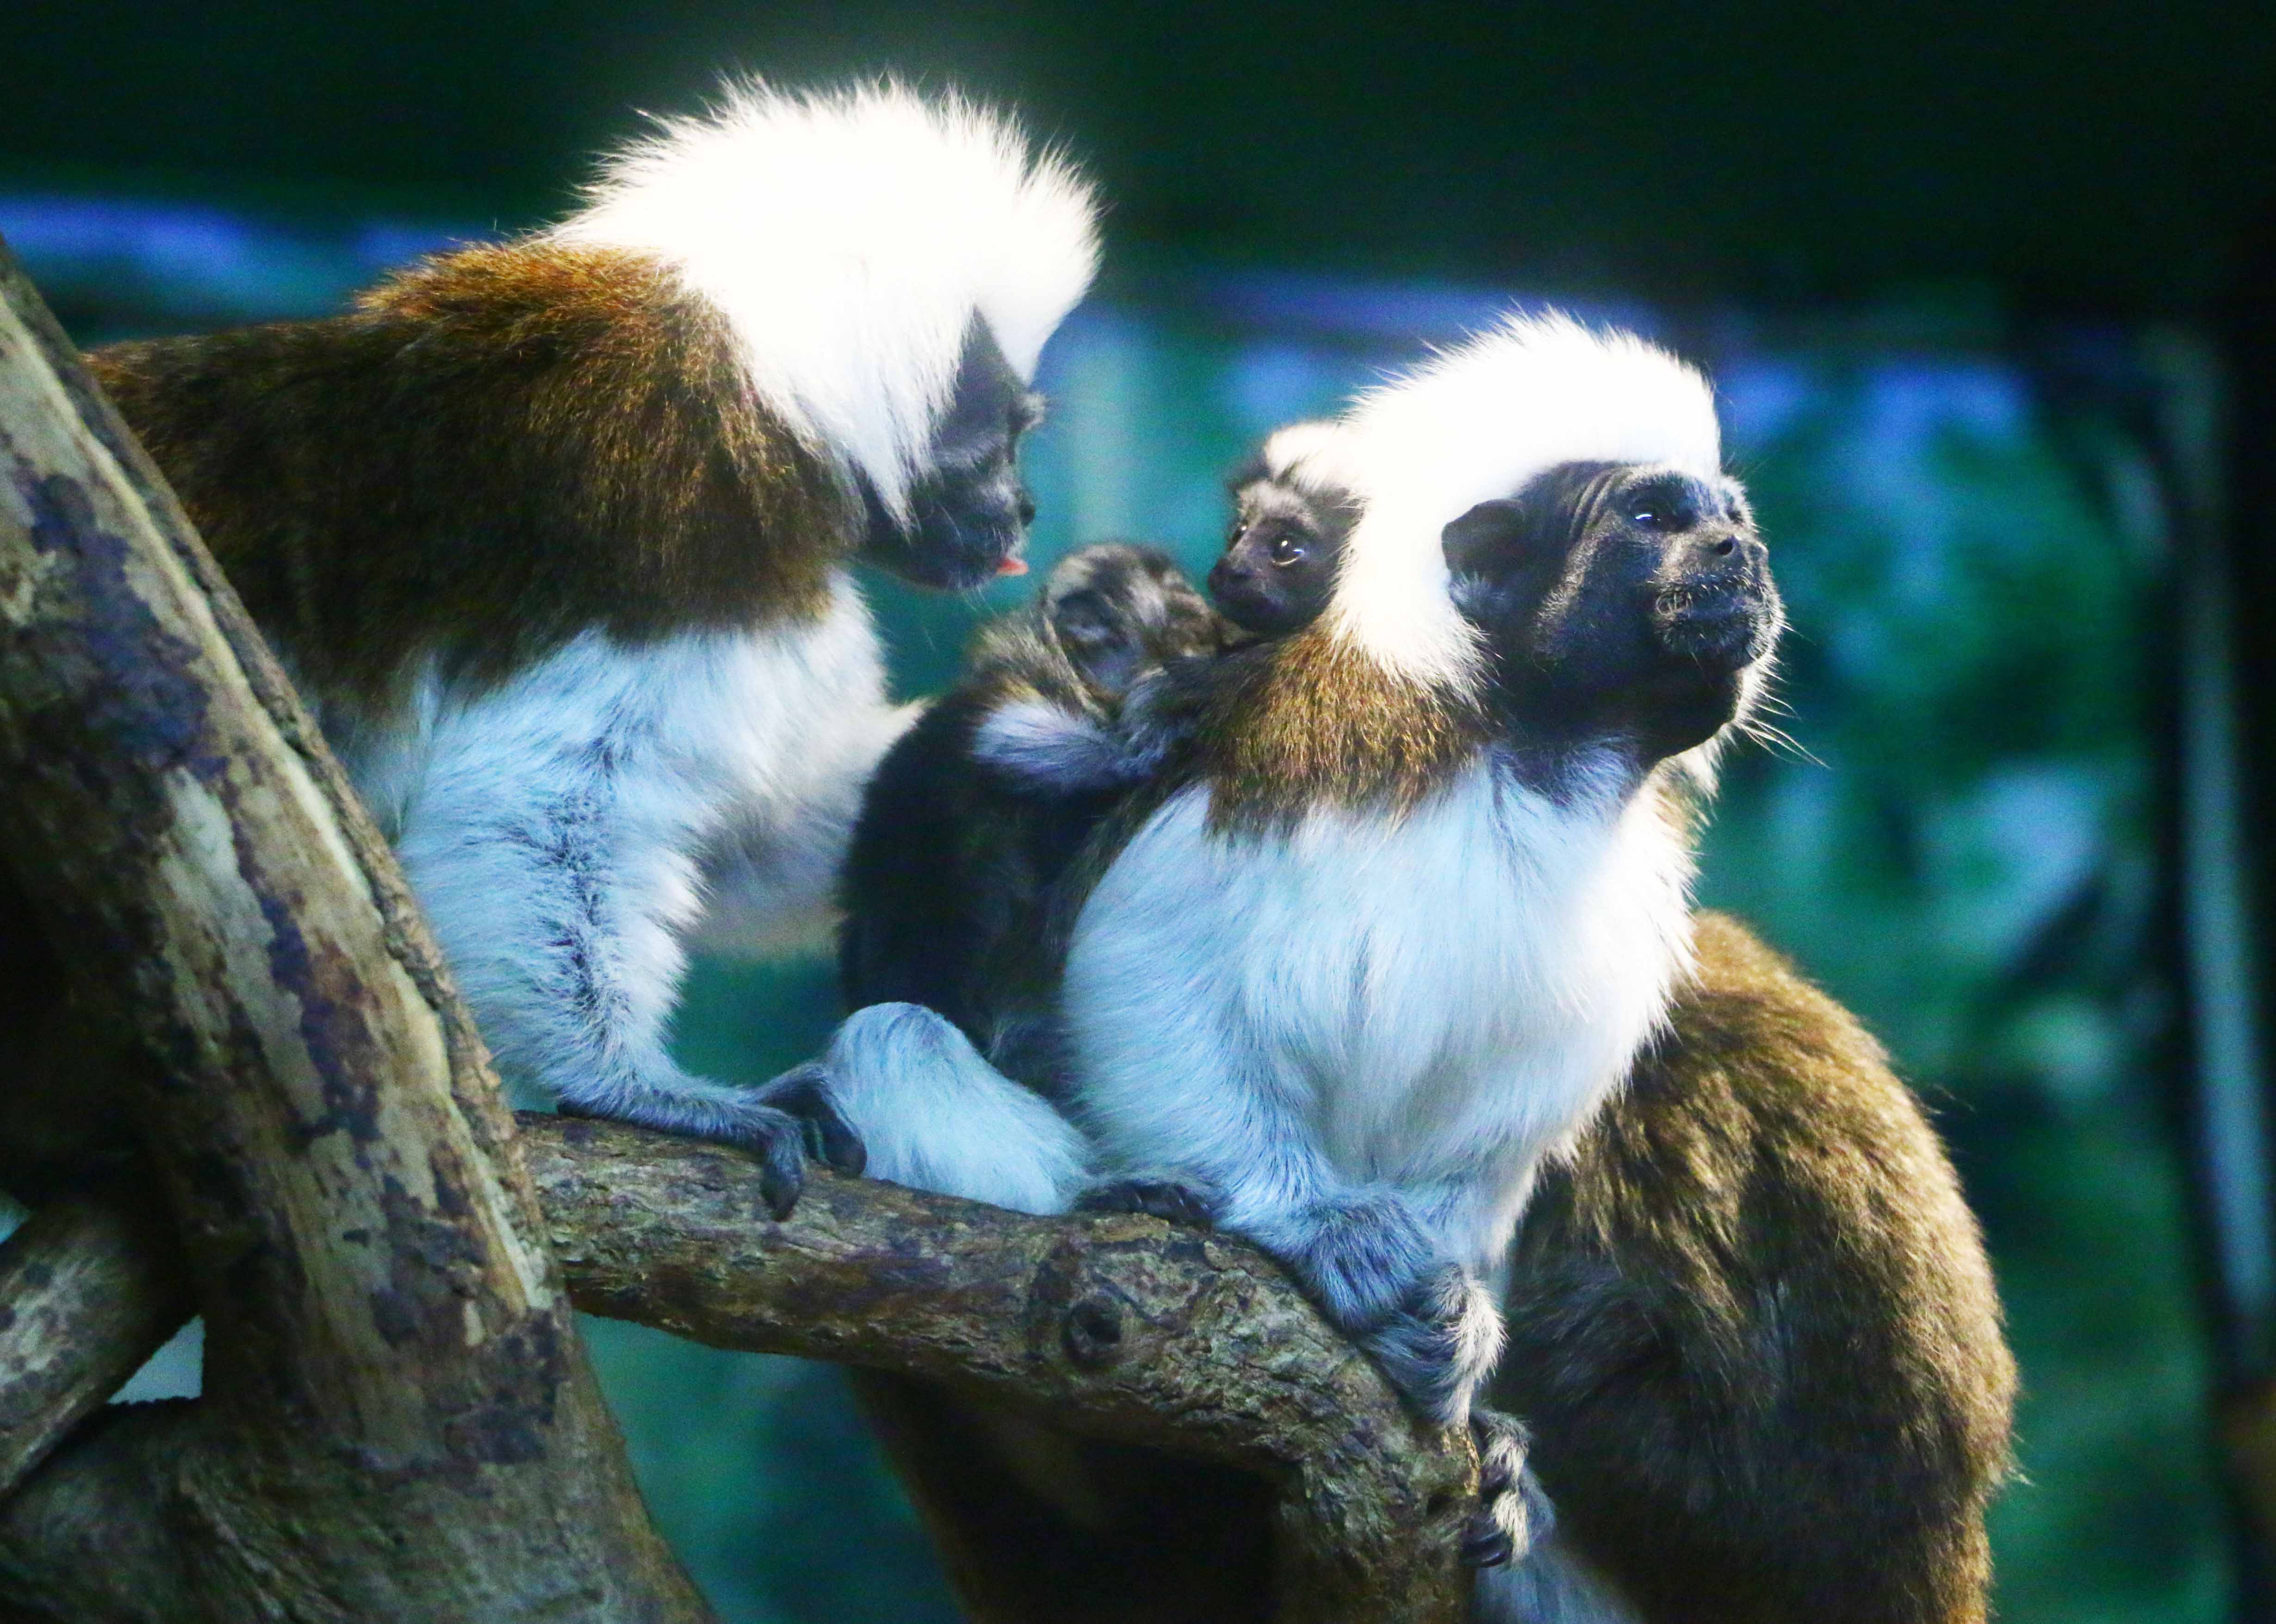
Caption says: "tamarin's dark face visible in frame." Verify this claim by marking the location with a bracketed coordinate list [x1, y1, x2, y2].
[860, 322, 1045, 590]
[1042, 544, 1226, 700]
[1206, 471, 1350, 636]
[1445, 461, 1780, 767]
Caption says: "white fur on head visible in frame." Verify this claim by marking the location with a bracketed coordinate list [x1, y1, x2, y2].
[1327, 313, 1724, 691]
[556, 79, 1100, 519]
[1258, 418, 1354, 488]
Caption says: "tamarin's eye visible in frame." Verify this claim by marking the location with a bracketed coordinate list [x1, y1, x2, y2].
[1227, 520, 1250, 545]
[1630, 506, 1686, 532]
[1271, 535, 1308, 565]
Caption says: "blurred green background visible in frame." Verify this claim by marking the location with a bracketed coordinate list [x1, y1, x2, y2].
[7, 4, 2274, 1619]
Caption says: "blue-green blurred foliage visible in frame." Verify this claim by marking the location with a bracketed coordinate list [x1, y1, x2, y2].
[16, 205, 2232, 1622]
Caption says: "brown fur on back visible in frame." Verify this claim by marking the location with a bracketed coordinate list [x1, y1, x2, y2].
[1006, 630, 1487, 980]
[90, 241, 850, 711]
[1496, 911, 2016, 1624]
[1194, 628, 1486, 834]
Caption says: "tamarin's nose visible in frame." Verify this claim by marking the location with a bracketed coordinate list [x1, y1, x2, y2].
[1699, 533, 1762, 566]
[1017, 493, 1038, 526]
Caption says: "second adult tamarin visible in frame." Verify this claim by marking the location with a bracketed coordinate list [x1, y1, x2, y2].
[61, 81, 1101, 1216]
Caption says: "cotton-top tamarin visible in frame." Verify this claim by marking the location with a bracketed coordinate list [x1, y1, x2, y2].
[47, 81, 1101, 1216]
[823, 369, 2010, 1615]
[818, 400, 2010, 1615]
[812, 313, 1783, 1423]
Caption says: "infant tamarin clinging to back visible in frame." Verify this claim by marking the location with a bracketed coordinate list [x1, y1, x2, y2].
[837, 540, 1226, 1136]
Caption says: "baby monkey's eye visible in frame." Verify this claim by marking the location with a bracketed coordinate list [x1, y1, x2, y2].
[1227, 520, 1250, 545]
[1270, 535, 1307, 565]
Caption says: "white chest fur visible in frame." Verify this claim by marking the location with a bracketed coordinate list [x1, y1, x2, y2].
[316, 572, 906, 957]
[1061, 756, 1696, 1269]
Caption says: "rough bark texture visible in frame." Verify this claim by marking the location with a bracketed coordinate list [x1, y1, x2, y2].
[0, 1184, 194, 1498]
[0, 1113, 1484, 1623]
[527, 1114, 1479, 1624]
[0, 236, 707, 1621]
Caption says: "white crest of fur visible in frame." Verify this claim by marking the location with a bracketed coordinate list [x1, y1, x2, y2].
[556, 79, 1100, 518]
[1257, 417, 1354, 489]
[1326, 312, 1724, 690]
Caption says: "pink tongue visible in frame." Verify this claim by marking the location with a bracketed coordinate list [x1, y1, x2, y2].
[996, 557, 1030, 577]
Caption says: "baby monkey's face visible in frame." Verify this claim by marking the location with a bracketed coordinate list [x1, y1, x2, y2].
[1207, 472, 1350, 638]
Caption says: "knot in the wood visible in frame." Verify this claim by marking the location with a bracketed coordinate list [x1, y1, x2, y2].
[1063, 1294, 1125, 1369]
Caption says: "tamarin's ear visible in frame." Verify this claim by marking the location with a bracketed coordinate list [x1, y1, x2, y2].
[1440, 500, 1527, 575]
[553, 79, 1100, 520]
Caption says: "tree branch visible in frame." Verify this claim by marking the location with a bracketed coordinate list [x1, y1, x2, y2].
[0, 1183, 193, 1498]
[0, 1112, 1482, 1621]
[526, 1114, 1478, 1624]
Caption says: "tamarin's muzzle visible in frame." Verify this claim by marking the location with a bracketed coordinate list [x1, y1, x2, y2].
[1650, 534, 1778, 668]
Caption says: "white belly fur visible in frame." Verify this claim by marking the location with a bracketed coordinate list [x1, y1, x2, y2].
[303, 574, 904, 1111]
[1062, 756, 1694, 1271]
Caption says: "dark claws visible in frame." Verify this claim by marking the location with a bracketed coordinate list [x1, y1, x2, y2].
[1075, 1177, 1221, 1227]
[1461, 1516, 1516, 1569]
[738, 1106, 810, 1222]
[760, 1062, 866, 1177]
[1462, 1406, 1548, 1569]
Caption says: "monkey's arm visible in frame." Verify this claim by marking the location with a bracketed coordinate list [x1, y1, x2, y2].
[389, 635, 861, 1216]
[90, 240, 850, 708]
[1066, 995, 1497, 1422]
[969, 666, 1203, 795]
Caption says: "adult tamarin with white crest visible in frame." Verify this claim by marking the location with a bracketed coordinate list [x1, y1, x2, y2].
[2, 81, 1099, 1217]
[828, 366, 2012, 1618]
[814, 312, 1781, 1424]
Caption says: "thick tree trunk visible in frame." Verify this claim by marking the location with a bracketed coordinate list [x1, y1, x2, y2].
[0, 235, 708, 1621]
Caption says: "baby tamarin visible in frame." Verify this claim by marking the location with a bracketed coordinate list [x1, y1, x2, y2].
[1208, 419, 1352, 636]
[838, 542, 1227, 1098]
